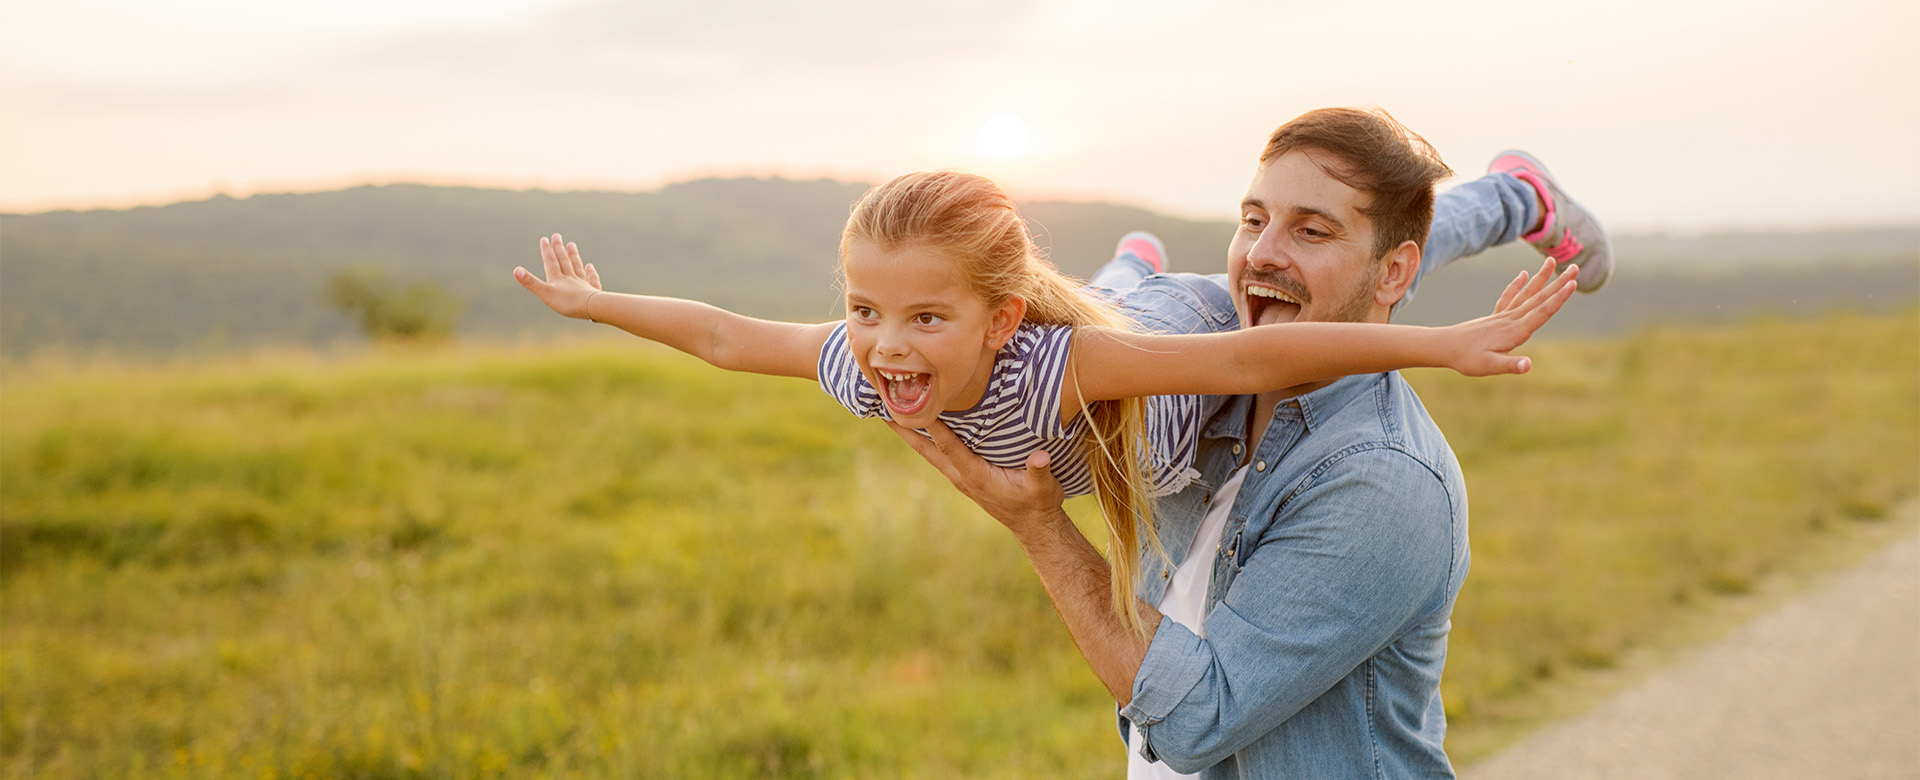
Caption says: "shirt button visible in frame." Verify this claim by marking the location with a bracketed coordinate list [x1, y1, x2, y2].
[1161, 570, 1170, 580]
[1255, 460, 1267, 472]
[1232, 443, 1243, 455]
[1202, 494, 1212, 504]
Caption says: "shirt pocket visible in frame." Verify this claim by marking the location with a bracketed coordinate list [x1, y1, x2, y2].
[1224, 527, 1250, 570]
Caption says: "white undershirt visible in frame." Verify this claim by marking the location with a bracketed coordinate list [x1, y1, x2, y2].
[1127, 464, 1251, 779]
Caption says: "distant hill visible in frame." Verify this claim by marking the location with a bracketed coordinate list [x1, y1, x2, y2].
[2, 180, 1914, 357]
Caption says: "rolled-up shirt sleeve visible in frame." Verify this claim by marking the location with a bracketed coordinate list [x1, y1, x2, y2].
[1119, 447, 1458, 772]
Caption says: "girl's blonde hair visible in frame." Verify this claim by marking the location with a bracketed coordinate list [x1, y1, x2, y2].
[840, 170, 1165, 636]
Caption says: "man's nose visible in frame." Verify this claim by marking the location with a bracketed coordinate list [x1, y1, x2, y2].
[1247, 228, 1291, 270]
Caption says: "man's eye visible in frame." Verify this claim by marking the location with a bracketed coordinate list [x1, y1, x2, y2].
[1300, 227, 1328, 239]
[1240, 215, 1265, 229]
[914, 313, 942, 325]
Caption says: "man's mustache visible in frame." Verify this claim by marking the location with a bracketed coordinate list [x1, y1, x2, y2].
[1240, 270, 1311, 304]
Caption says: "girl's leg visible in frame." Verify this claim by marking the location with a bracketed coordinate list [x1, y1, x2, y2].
[1403, 171, 1540, 306]
[1088, 231, 1168, 293]
[1082, 231, 1235, 337]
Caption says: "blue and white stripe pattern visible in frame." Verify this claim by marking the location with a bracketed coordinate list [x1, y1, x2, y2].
[819, 322, 1201, 498]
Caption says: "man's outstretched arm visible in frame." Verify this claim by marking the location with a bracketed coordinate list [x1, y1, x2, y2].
[887, 420, 1158, 706]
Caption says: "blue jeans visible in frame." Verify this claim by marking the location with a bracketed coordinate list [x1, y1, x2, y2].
[1089, 172, 1540, 312]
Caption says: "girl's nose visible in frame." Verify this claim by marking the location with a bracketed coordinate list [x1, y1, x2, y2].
[876, 327, 910, 357]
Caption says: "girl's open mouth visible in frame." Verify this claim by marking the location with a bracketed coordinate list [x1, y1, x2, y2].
[878, 369, 933, 417]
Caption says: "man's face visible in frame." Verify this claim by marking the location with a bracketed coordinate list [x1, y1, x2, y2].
[1227, 150, 1385, 330]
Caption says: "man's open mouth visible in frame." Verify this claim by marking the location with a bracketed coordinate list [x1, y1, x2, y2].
[878, 369, 933, 417]
[1245, 284, 1303, 326]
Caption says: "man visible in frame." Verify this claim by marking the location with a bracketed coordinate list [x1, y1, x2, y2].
[891, 107, 1610, 778]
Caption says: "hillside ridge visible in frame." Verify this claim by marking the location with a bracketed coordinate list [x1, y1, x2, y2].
[2, 180, 1913, 357]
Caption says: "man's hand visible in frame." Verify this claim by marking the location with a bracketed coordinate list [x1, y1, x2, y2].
[513, 233, 603, 320]
[888, 418, 1154, 705]
[886, 420, 1066, 533]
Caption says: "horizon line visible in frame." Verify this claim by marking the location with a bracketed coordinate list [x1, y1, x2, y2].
[4, 177, 1917, 238]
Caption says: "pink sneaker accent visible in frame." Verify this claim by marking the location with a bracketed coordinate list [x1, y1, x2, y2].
[1487, 149, 1613, 293]
[1544, 228, 1584, 263]
[1502, 166, 1557, 243]
[1116, 234, 1166, 274]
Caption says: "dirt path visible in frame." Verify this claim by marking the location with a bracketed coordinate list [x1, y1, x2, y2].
[1462, 526, 1920, 780]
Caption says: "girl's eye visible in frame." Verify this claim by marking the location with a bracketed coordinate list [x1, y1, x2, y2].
[852, 306, 876, 320]
[914, 313, 943, 326]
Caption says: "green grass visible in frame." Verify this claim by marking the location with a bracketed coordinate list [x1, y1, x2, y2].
[3, 309, 1916, 778]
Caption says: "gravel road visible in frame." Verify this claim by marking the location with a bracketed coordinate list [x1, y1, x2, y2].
[1462, 527, 1920, 780]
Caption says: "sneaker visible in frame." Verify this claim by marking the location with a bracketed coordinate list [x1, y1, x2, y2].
[1488, 150, 1612, 293]
[1115, 231, 1168, 274]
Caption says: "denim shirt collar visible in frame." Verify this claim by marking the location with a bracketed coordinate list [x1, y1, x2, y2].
[1200, 372, 1388, 445]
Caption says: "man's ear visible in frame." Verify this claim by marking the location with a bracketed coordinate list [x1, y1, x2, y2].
[1373, 240, 1421, 308]
[987, 295, 1026, 349]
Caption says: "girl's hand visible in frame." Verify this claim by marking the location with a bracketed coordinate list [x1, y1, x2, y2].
[1444, 258, 1579, 377]
[513, 233, 604, 320]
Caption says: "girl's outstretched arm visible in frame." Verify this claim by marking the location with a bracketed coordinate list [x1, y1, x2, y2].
[1066, 258, 1579, 403]
[514, 234, 834, 380]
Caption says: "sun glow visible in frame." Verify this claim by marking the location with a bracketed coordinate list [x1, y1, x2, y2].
[978, 113, 1031, 158]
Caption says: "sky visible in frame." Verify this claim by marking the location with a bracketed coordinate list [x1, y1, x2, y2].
[4, 0, 1917, 233]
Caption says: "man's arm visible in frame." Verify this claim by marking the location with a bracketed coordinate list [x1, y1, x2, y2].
[886, 420, 1157, 704]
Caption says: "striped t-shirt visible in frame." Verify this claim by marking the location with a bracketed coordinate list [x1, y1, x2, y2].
[818, 322, 1202, 497]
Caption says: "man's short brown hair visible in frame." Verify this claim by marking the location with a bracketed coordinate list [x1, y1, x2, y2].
[1261, 107, 1453, 263]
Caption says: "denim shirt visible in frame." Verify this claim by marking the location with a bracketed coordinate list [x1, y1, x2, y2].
[1111, 274, 1470, 779]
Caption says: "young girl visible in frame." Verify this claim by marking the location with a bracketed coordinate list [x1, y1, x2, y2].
[512, 170, 1575, 634]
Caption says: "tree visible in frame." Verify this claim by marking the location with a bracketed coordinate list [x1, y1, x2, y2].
[324, 269, 464, 342]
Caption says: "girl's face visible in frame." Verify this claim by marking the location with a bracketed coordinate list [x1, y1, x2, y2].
[841, 239, 1023, 429]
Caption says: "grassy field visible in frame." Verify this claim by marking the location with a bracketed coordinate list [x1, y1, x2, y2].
[3, 309, 1915, 778]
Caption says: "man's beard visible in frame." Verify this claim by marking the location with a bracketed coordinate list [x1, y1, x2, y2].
[1240, 258, 1383, 326]
[1311, 260, 1384, 324]
[1327, 265, 1379, 323]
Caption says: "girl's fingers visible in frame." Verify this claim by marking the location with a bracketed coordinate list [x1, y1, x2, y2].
[1507, 259, 1567, 318]
[1523, 274, 1579, 328]
[586, 263, 601, 290]
[547, 234, 572, 278]
[557, 235, 577, 276]
[1514, 258, 1556, 309]
[566, 241, 585, 277]
[1495, 269, 1530, 312]
[540, 236, 562, 281]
